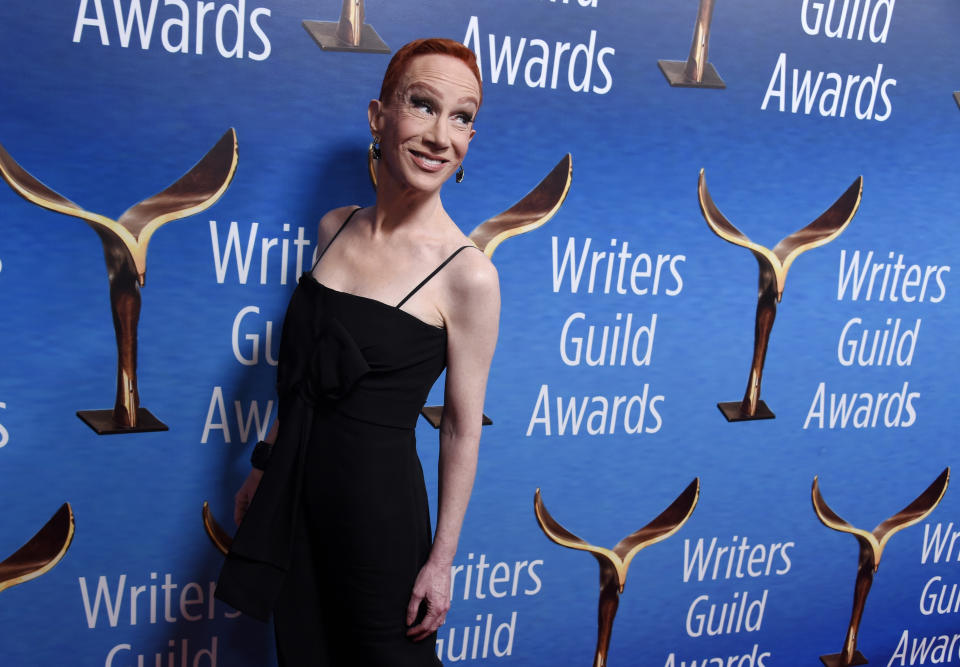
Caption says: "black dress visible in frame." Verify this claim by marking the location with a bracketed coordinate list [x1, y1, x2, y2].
[217, 209, 473, 665]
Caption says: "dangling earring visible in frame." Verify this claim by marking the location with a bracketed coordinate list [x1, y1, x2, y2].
[367, 138, 380, 189]
[455, 164, 464, 183]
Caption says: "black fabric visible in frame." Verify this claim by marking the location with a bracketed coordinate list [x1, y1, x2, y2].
[216, 263, 452, 665]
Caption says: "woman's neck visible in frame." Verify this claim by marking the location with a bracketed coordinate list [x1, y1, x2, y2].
[371, 171, 447, 236]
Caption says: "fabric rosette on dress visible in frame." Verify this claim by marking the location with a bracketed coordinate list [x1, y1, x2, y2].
[303, 311, 370, 404]
[277, 276, 371, 411]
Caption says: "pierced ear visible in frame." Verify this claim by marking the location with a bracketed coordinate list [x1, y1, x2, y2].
[368, 99, 384, 135]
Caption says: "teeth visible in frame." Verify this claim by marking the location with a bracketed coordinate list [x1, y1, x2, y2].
[413, 151, 443, 166]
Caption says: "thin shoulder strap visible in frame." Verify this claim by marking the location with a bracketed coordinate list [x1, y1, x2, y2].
[397, 245, 479, 308]
[311, 207, 361, 270]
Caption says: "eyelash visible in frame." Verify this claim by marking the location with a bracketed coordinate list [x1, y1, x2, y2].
[410, 97, 473, 126]
[411, 97, 433, 113]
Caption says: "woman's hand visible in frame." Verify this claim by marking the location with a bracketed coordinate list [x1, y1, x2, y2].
[233, 468, 263, 526]
[405, 559, 451, 641]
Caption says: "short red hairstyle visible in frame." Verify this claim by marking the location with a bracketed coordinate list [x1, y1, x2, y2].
[379, 38, 483, 109]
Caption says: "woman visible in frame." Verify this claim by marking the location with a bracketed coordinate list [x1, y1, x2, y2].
[216, 38, 499, 666]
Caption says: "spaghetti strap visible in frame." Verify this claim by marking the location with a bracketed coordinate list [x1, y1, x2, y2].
[397, 245, 479, 308]
[311, 207, 362, 271]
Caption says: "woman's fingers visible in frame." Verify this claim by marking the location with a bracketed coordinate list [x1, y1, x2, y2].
[405, 560, 451, 640]
[406, 591, 450, 640]
[406, 606, 441, 641]
[405, 590, 425, 627]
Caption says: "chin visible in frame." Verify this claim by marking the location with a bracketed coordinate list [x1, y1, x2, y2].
[398, 168, 453, 193]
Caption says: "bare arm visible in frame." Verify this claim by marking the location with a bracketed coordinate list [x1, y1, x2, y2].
[406, 252, 500, 639]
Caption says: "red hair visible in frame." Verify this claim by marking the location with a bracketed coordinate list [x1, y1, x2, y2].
[379, 38, 483, 109]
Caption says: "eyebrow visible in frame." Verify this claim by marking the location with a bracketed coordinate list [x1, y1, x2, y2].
[404, 81, 479, 109]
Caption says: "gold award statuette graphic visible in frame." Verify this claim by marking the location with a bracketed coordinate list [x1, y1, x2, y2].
[203, 154, 576, 553]
[953, 91, 960, 109]
[202, 501, 232, 556]
[658, 0, 725, 88]
[0, 129, 238, 434]
[698, 170, 862, 421]
[0, 504, 74, 594]
[813, 468, 950, 667]
[535, 479, 700, 667]
[303, 0, 390, 54]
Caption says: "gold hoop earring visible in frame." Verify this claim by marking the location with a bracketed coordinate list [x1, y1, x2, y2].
[455, 164, 464, 183]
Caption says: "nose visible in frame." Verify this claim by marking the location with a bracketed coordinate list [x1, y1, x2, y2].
[423, 115, 450, 150]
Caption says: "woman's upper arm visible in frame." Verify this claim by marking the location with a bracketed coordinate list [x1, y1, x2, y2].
[440, 252, 500, 437]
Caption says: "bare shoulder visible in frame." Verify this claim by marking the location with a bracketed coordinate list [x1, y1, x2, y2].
[446, 246, 499, 302]
[316, 205, 364, 247]
[439, 244, 499, 380]
[440, 246, 500, 332]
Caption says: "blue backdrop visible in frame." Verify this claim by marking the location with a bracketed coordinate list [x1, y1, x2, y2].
[1, 1, 959, 665]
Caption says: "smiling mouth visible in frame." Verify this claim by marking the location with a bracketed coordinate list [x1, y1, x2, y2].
[410, 149, 448, 168]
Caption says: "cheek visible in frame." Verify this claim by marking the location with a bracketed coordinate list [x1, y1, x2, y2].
[452, 131, 472, 154]
[391, 114, 428, 140]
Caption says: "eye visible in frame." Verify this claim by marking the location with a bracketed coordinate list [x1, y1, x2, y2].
[410, 97, 433, 114]
[453, 112, 474, 126]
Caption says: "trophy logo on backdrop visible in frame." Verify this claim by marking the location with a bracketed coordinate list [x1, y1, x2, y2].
[953, 92, 960, 109]
[0, 129, 238, 434]
[0, 504, 74, 594]
[534, 479, 700, 667]
[303, 0, 391, 54]
[202, 501, 232, 556]
[658, 0, 725, 89]
[812, 468, 950, 667]
[697, 170, 862, 421]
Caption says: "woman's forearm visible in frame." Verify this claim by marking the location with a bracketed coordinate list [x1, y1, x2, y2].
[429, 427, 481, 566]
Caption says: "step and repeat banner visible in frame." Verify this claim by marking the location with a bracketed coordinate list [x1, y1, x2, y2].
[1, 1, 959, 665]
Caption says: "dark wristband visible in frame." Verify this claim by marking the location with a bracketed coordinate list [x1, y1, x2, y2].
[250, 440, 273, 470]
